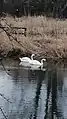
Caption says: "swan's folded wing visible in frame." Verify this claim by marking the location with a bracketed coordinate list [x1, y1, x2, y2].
[19, 57, 31, 63]
[30, 60, 41, 65]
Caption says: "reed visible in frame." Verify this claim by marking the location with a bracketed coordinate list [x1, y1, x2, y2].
[0, 15, 67, 61]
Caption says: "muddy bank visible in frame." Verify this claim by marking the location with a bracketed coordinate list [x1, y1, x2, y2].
[0, 16, 67, 61]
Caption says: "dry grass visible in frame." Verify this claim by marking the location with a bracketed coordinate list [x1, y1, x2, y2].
[0, 15, 67, 60]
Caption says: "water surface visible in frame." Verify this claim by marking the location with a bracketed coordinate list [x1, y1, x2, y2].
[0, 59, 67, 119]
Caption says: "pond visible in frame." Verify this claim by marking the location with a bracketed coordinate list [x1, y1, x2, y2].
[0, 58, 67, 119]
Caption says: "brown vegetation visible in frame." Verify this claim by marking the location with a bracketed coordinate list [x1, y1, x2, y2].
[0, 15, 67, 61]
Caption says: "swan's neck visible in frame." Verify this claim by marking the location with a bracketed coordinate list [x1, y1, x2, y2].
[41, 59, 43, 66]
[31, 55, 33, 60]
[41, 59, 46, 65]
[31, 54, 34, 60]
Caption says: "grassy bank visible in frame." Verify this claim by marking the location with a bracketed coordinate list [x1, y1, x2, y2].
[0, 15, 67, 61]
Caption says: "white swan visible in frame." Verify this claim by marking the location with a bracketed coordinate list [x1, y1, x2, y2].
[19, 54, 35, 63]
[19, 54, 46, 70]
[19, 62, 46, 71]
[30, 58, 46, 68]
[19, 62, 31, 67]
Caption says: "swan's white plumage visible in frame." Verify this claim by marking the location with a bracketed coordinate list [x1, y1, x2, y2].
[19, 57, 31, 63]
[19, 54, 46, 69]
[30, 59, 46, 67]
[19, 54, 35, 63]
[19, 62, 31, 67]
[30, 60, 41, 65]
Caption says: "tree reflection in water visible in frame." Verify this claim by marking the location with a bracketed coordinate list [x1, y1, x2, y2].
[6, 68, 46, 119]
[0, 60, 67, 119]
[33, 70, 46, 119]
[28, 70, 46, 119]
[44, 69, 64, 119]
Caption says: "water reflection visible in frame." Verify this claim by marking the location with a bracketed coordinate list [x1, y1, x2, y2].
[0, 60, 67, 119]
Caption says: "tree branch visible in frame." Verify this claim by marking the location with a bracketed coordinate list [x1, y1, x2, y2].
[0, 107, 7, 119]
[0, 93, 12, 103]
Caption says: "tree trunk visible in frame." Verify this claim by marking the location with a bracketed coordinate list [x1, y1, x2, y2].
[0, 0, 3, 11]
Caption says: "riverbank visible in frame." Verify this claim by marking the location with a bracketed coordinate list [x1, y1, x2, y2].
[0, 15, 67, 61]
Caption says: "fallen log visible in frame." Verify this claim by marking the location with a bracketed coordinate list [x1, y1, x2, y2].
[0, 26, 27, 36]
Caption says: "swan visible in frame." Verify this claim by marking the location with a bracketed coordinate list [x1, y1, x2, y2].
[19, 54, 35, 63]
[30, 58, 46, 68]
[19, 61, 46, 71]
[19, 54, 46, 70]
[19, 62, 31, 67]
